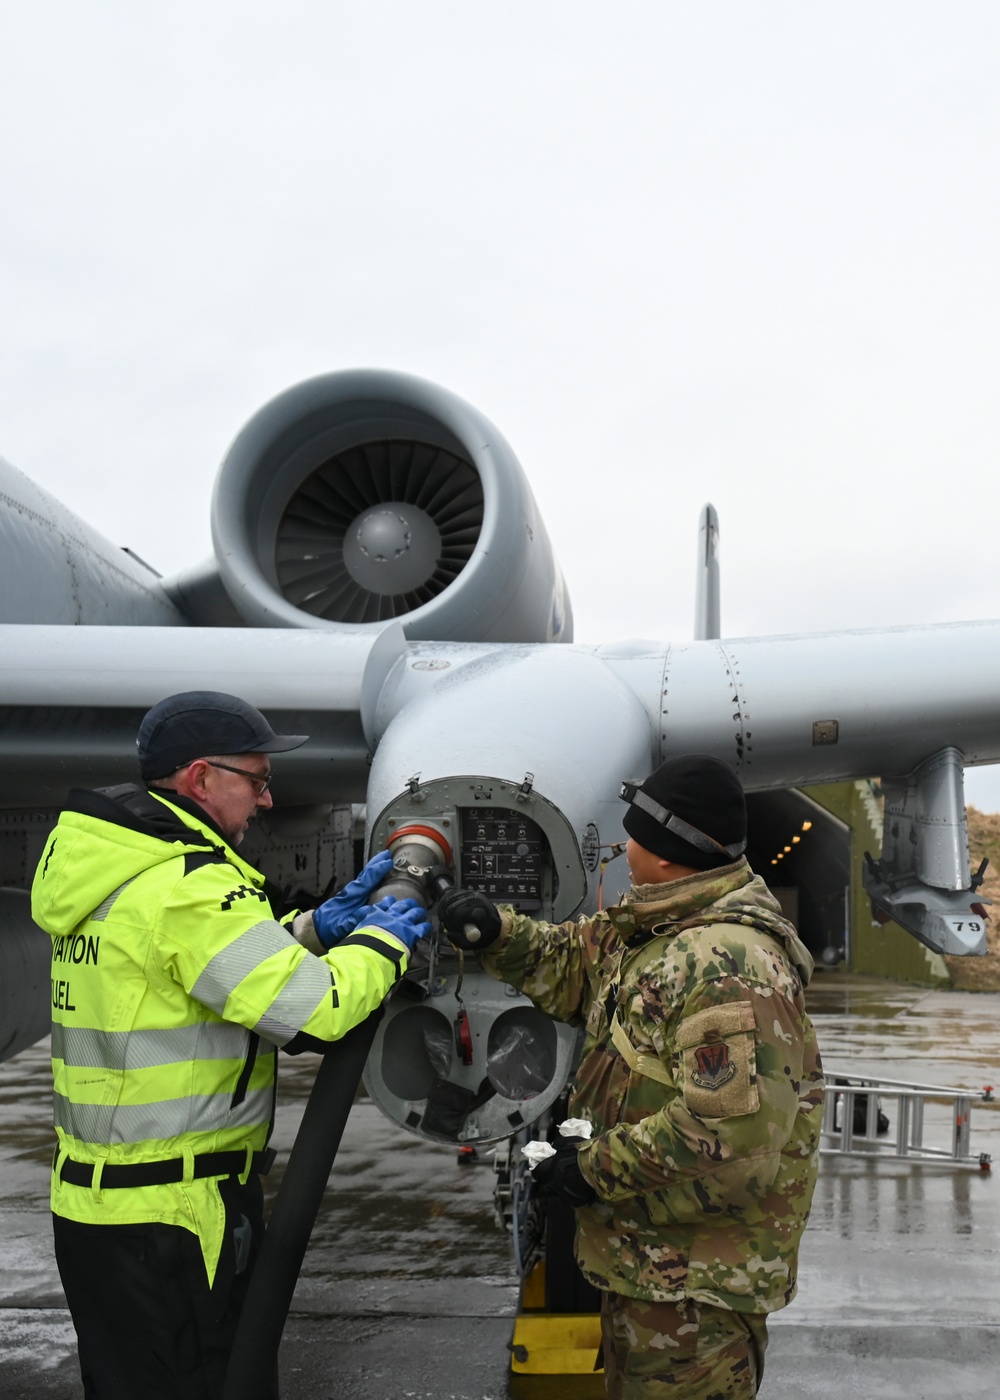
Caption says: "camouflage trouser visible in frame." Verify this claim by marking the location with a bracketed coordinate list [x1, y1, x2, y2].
[599, 1292, 768, 1399]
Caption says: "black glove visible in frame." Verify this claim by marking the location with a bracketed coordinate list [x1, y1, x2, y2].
[532, 1143, 598, 1207]
[435, 887, 502, 949]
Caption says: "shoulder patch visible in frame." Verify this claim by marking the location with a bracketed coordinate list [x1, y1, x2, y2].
[692, 1040, 736, 1090]
[220, 883, 268, 911]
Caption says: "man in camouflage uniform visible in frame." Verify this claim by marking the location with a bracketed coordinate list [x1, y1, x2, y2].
[438, 755, 824, 1399]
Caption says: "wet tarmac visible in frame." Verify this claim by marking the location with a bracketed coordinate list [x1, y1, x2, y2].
[1, 973, 998, 1399]
[769, 976, 1000, 1398]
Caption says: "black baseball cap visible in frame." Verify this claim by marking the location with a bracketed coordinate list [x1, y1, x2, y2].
[620, 755, 747, 871]
[137, 691, 308, 781]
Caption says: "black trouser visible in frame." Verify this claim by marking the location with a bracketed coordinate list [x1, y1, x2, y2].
[53, 1173, 276, 1400]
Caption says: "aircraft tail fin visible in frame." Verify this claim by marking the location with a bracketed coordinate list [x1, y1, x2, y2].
[694, 503, 720, 640]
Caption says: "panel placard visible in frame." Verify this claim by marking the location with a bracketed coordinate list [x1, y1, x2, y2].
[459, 807, 546, 911]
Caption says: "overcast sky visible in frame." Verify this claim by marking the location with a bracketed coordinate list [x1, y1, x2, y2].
[2, 2, 1000, 806]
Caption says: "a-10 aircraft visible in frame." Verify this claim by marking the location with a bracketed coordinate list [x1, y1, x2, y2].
[1, 368, 995, 1158]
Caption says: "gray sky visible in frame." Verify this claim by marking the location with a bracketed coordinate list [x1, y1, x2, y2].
[3, 2, 1000, 806]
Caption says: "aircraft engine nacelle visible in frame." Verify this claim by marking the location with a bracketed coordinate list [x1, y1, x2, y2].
[166, 370, 572, 644]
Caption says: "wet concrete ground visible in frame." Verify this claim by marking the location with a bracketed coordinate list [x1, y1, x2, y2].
[2, 973, 999, 1399]
[765, 977, 1000, 1399]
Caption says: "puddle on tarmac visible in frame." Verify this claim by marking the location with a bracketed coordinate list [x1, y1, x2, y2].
[0, 1035, 514, 1307]
[791, 973, 1000, 1326]
[263, 1053, 512, 1283]
[806, 972, 1000, 1087]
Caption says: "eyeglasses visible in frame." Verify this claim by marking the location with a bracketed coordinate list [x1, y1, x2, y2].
[205, 760, 272, 796]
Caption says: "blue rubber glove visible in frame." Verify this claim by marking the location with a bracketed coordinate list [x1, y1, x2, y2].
[313, 896, 422, 953]
[353, 899, 433, 952]
[312, 850, 394, 949]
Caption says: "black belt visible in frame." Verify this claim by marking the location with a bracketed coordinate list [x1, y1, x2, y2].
[57, 1147, 276, 1188]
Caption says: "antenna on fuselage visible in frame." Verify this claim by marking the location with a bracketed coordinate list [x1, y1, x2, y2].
[694, 503, 720, 640]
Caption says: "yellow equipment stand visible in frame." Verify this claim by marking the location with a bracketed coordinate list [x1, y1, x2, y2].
[508, 1263, 604, 1397]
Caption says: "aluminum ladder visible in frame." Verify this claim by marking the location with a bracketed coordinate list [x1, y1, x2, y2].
[821, 1068, 993, 1170]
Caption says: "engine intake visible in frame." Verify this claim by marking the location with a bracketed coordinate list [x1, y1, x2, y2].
[276, 437, 482, 624]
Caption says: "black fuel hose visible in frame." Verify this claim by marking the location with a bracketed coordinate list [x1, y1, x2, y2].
[221, 1009, 382, 1400]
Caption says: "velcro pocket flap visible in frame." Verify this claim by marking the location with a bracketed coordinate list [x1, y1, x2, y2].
[676, 1001, 756, 1049]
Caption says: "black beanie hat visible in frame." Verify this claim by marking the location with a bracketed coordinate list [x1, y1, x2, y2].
[621, 755, 747, 871]
[137, 691, 308, 781]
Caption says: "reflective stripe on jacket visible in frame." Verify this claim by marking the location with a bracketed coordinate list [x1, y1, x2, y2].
[33, 784, 406, 1282]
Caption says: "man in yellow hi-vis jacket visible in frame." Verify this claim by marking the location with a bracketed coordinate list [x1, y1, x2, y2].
[32, 691, 429, 1400]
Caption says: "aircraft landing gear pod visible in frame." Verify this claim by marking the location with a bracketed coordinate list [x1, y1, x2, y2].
[363, 781, 586, 1145]
[862, 746, 991, 955]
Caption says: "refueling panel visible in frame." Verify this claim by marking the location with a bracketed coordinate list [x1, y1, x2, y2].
[361, 775, 587, 1146]
[458, 807, 547, 912]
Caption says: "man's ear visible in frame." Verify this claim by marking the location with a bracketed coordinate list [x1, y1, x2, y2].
[175, 760, 211, 801]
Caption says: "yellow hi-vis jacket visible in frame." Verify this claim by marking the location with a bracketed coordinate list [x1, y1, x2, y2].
[32, 783, 407, 1284]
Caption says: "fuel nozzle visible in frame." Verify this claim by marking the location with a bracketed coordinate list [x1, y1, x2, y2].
[425, 865, 486, 946]
[371, 824, 455, 909]
[426, 865, 455, 902]
[371, 824, 484, 947]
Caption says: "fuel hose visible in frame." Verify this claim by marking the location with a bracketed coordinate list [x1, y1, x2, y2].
[221, 1009, 382, 1400]
[224, 829, 452, 1398]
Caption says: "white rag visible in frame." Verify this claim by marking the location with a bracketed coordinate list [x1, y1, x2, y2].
[521, 1140, 556, 1170]
[558, 1118, 593, 1140]
[522, 1117, 593, 1170]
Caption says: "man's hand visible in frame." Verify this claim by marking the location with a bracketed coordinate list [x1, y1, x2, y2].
[312, 850, 394, 948]
[354, 899, 433, 952]
[532, 1143, 598, 1207]
[436, 888, 502, 949]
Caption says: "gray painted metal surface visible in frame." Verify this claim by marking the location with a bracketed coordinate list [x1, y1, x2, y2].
[363, 962, 580, 1148]
[0, 624, 377, 805]
[8, 622, 1000, 797]
[693, 502, 720, 641]
[0, 891, 49, 1062]
[363, 772, 594, 1145]
[0, 622, 376, 710]
[863, 746, 987, 956]
[0, 458, 184, 627]
[883, 746, 972, 890]
[188, 369, 573, 643]
[367, 643, 653, 914]
[600, 623, 1000, 788]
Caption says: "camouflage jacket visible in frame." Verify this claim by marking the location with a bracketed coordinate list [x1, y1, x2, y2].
[483, 859, 824, 1313]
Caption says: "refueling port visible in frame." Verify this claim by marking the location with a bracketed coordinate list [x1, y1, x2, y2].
[382, 823, 482, 946]
[362, 777, 586, 1146]
[378, 822, 454, 904]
